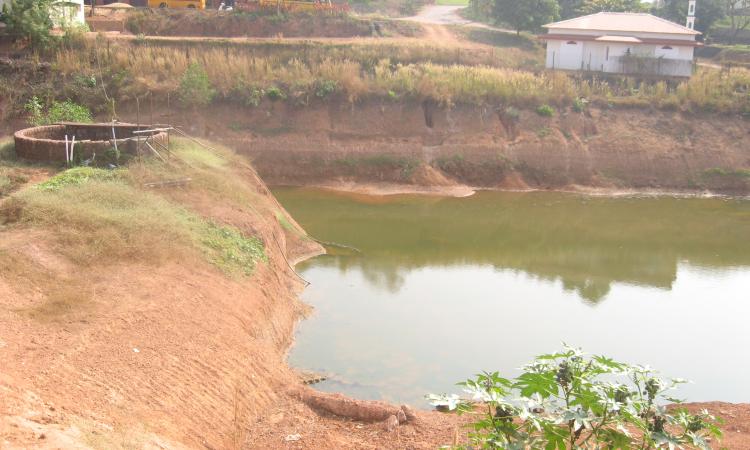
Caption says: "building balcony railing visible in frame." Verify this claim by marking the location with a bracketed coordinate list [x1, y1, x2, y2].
[613, 54, 694, 77]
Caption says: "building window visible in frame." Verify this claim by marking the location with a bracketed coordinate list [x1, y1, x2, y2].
[661, 46, 673, 50]
[566, 41, 578, 45]
[689, 4, 694, 14]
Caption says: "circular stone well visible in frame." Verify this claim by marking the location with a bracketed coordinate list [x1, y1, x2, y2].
[14, 123, 168, 162]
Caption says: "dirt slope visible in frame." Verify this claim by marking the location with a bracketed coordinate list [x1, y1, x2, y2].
[140, 102, 750, 196]
[0, 141, 319, 448]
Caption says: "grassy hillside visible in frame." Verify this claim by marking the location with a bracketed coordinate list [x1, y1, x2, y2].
[0, 138, 274, 315]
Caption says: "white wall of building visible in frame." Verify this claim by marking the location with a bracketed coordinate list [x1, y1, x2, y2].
[50, 0, 86, 28]
[546, 39, 695, 77]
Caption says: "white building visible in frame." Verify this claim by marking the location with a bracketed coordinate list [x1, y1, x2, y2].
[50, 0, 86, 28]
[0, 0, 86, 28]
[540, 12, 701, 78]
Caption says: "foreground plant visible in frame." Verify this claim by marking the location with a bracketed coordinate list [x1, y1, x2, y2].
[427, 346, 722, 449]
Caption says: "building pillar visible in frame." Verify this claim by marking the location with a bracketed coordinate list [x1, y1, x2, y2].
[686, 0, 696, 30]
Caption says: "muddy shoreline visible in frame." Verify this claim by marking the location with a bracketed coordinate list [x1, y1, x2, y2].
[271, 181, 750, 199]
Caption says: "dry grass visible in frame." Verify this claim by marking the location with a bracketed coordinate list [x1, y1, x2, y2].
[0, 250, 93, 322]
[47, 38, 750, 113]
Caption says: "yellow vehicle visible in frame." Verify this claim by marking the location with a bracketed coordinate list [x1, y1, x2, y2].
[148, 0, 206, 8]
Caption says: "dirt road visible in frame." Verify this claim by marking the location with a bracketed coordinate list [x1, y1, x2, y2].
[404, 4, 512, 31]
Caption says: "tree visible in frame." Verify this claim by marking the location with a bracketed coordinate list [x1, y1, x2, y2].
[0, 0, 55, 49]
[559, 0, 584, 19]
[492, 0, 560, 34]
[654, 0, 725, 35]
[725, 0, 750, 42]
[577, 0, 647, 15]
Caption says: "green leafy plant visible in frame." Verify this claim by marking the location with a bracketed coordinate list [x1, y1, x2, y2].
[24, 97, 93, 126]
[315, 79, 339, 98]
[429, 346, 723, 449]
[103, 147, 121, 166]
[200, 221, 267, 275]
[265, 85, 287, 101]
[178, 62, 215, 108]
[0, 0, 55, 49]
[536, 104, 555, 117]
[37, 167, 123, 191]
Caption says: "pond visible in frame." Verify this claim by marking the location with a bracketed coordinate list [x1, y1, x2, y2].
[274, 188, 750, 407]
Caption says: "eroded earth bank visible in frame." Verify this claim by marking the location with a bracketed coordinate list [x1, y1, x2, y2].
[177, 101, 750, 196]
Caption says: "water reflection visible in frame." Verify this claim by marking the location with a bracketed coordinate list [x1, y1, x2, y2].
[283, 189, 750, 304]
[275, 188, 750, 405]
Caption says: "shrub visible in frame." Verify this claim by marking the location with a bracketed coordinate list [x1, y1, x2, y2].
[178, 62, 215, 108]
[536, 104, 555, 117]
[24, 97, 93, 126]
[504, 106, 520, 121]
[265, 86, 287, 101]
[245, 87, 264, 107]
[428, 346, 722, 449]
[103, 147, 121, 166]
[572, 97, 588, 113]
[315, 79, 339, 98]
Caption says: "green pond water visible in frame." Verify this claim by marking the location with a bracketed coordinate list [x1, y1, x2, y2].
[273, 188, 750, 407]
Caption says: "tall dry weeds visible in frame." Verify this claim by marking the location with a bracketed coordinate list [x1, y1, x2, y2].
[49, 39, 750, 112]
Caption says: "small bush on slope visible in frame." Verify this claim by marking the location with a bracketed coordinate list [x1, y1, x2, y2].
[178, 63, 215, 109]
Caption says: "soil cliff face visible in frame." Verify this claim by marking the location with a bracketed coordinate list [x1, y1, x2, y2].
[202, 101, 750, 194]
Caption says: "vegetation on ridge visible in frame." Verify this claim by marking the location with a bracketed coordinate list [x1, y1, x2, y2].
[0, 38, 744, 118]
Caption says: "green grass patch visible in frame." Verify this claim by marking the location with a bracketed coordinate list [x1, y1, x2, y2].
[200, 220, 267, 276]
[37, 167, 124, 191]
[703, 167, 750, 179]
[463, 28, 538, 50]
[536, 127, 551, 138]
[13, 164, 266, 275]
[276, 211, 295, 232]
[170, 139, 228, 169]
